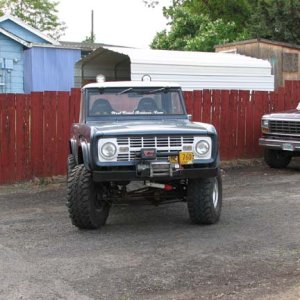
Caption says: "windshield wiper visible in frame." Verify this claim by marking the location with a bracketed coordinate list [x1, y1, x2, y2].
[118, 88, 133, 95]
[147, 87, 169, 94]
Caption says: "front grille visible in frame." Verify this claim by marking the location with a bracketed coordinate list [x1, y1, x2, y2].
[116, 136, 194, 162]
[269, 120, 300, 135]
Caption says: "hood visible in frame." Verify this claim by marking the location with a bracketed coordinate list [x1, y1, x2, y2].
[264, 109, 300, 120]
[88, 119, 215, 136]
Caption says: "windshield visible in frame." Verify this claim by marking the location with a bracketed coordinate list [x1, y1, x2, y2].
[86, 87, 185, 119]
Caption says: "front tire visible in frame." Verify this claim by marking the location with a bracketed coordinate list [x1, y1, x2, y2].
[187, 175, 222, 225]
[264, 149, 291, 169]
[67, 154, 76, 178]
[67, 165, 110, 229]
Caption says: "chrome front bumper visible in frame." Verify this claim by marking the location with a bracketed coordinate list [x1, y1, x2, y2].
[259, 137, 300, 151]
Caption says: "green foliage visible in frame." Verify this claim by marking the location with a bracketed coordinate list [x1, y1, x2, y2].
[151, 0, 300, 51]
[0, 0, 65, 40]
[181, 0, 251, 28]
[248, 0, 300, 44]
[82, 34, 96, 44]
[151, 6, 249, 51]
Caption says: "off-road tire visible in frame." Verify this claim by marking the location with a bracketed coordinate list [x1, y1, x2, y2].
[67, 154, 76, 178]
[66, 164, 110, 229]
[187, 175, 222, 225]
[264, 149, 291, 169]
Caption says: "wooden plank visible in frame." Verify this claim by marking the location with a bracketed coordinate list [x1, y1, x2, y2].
[1, 94, 16, 184]
[219, 90, 230, 160]
[31, 92, 44, 177]
[183, 91, 193, 115]
[236, 91, 246, 158]
[276, 87, 285, 112]
[244, 91, 254, 158]
[70, 88, 81, 124]
[202, 90, 211, 124]
[285, 81, 294, 109]
[192, 90, 202, 122]
[211, 90, 221, 135]
[15, 94, 31, 181]
[268, 91, 275, 114]
[43, 92, 57, 177]
[56, 92, 70, 175]
[296, 81, 300, 108]
[290, 80, 299, 109]
[253, 91, 264, 157]
[228, 90, 239, 160]
[0, 95, 3, 183]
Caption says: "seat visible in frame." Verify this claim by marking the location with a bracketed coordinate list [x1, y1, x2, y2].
[136, 97, 158, 112]
[90, 98, 113, 115]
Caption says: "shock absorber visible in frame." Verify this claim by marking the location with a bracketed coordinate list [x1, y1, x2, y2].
[145, 181, 174, 191]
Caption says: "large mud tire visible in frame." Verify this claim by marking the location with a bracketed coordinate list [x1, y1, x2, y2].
[67, 154, 76, 178]
[264, 149, 291, 169]
[66, 165, 110, 229]
[187, 175, 222, 225]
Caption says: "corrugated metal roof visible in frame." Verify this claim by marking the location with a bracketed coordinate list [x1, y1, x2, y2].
[59, 41, 127, 51]
[105, 47, 271, 68]
[77, 46, 274, 91]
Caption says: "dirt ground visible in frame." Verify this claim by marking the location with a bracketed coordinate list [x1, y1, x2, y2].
[0, 160, 300, 300]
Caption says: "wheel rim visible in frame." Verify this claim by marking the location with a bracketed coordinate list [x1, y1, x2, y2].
[212, 179, 219, 208]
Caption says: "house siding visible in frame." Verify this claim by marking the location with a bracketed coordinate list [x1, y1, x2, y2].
[24, 47, 81, 92]
[0, 33, 24, 93]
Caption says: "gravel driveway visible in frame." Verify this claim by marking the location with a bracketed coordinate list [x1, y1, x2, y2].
[0, 162, 300, 300]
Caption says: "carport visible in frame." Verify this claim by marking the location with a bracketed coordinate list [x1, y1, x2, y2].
[75, 46, 274, 91]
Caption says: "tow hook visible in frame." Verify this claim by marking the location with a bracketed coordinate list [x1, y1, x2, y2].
[145, 181, 174, 191]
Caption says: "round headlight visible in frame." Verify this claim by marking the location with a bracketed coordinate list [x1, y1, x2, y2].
[195, 140, 210, 156]
[101, 142, 117, 159]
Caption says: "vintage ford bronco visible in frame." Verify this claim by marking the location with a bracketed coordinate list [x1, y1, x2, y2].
[67, 81, 222, 229]
[259, 103, 300, 168]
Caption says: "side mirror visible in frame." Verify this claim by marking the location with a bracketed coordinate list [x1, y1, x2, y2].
[297, 102, 300, 110]
[187, 114, 192, 121]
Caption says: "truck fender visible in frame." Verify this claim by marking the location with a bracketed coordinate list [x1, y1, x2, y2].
[80, 141, 91, 171]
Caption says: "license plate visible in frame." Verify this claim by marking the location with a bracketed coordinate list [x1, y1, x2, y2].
[179, 152, 194, 165]
[282, 143, 294, 151]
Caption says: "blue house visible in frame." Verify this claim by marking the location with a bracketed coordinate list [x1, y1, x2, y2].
[0, 15, 84, 93]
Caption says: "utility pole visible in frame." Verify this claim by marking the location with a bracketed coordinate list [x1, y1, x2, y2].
[91, 10, 94, 43]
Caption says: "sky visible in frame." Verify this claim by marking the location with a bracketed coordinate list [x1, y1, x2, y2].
[57, 0, 172, 48]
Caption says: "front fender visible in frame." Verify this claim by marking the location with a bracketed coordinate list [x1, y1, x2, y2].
[80, 141, 91, 171]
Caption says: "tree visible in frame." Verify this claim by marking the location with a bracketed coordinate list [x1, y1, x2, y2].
[0, 0, 66, 40]
[179, 0, 251, 28]
[248, 0, 300, 44]
[151, 6, 249, 51]
[150, 0, 300, 50]
[82, 34, 96, 44]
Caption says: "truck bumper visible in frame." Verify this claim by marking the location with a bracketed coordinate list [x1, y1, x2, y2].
[92, 166, 219, 182]
[259, 137, 300, 152]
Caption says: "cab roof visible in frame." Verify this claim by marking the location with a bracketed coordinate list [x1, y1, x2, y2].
[82, 81, 181, 90]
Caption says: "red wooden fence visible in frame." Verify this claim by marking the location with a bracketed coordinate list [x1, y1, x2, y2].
[0, 81, 300, 184]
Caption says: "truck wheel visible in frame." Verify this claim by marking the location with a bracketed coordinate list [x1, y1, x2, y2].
[264, 149, 291, 169]
[67, 165, 110, 229]
[187, 176, 222, 225]
[67, 154, 76, 178]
